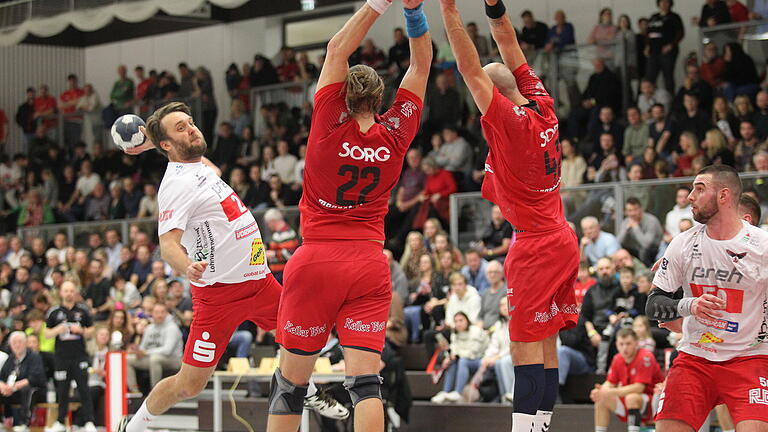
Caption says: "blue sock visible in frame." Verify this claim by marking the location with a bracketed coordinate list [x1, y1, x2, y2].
[541, 368, 558, 411]
[513, 364, 545, 415]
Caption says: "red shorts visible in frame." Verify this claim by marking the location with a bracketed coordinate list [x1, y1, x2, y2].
[505, 225, 579, 342]
[656, 352, 768, 429]
[276, 240, 391, 355]
[615, 394, 654, 423]
[183, 274, 281, 368]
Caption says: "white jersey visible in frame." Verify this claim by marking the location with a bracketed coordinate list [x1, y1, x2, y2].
[654, 221, 768, 361]
[157, 162, 269, 287]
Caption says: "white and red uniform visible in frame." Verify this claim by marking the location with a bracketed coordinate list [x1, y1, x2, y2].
[158, 161, 281, 367]
[276, 82, 422, 355]
[653, 221, 768, 428]
[606, 348, 664, 423]
[480, 63, 579, 342]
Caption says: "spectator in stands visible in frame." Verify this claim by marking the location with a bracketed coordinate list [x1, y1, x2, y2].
[665, 186, 695, 237]
[615, 15, 638, 81]
[480, 297, 513, 402]
[703, 128, 735, 166]
[15, 88, 36, 147]
[384, 249, 409, 307]
[129, 245, 151, 288]
[588, 133, 619, 171]
[477, 260, 505, 330]
[460, 250, 489, 295]
[243, 164, 270, 210]
[0, 331, 44, 430]
[413, 157, 456, 230]
[712, 96, 739, 144]
[193, 67, 218, 145]
[109, 65, 134, 117]
[427, 74, 463, 135]
[6, 238, 27, 270]
[544, 10, 580, 109]
[404, 254, 447, 343]
[587, 8, 618, 68]
[260, 145, 278, 180]
[561, 138, 587, 214]
[582, 257, 621, 374]
[617, 197, 664, 266]
[229, 99, 251, 138]
[107, 181, 125, 220]
[134, 66, 152, 104]
[273, 139, 297, 185]
[210, 122, 239, 173]
[430, 311, 488, 403]
[754, 90, 768, 140]
[623, 107, 649, 164]
[17, 188, 54, 227]
[434, 126, 473, 184]
[478, 205, 512, 262]
[266, 174, 297, 208]
[610, 267, 647, 325]
[126, 303, 182, 394]
[387, 28, 410, 71]
[648, 104, 672, 156]
[120, 177, 142, 219]
[356, 39, 386, 69]
[723, 42, 761, 101]
[59, 74, 85, 147]
[700, 42, 726, 89]
[111, 276, 141, 316]
[591, 328, 663, 432]
[33, 84, 57, 135]
[250, 55, 280, 87]
[670, 92, 711, 144]
[88, 327, 109, 426]
[572, 59, 622, 140]
[574, 261, 597, 306]
[673, 132, 705, 177]
[400, 231, 426, 281]
[84, 259, 112, 322]
[443, 273, 481, 332]
[673, 64, 714, 118]
[545, 9, 575, 52]
[276, 47, 299, 83]
[83, 183, 110, 221]
[136, 184, 157, 219]
[519, 10, 549, 58]
[25, 309, 54, 354]
[296, 52, 319, 81]
[466, 22, 490, 61]
[177, 63, 195, 98]
[734, 120, 763, 171]
[625, 163, 651, 209]
[557, 318, 595, 401]
[637, 79, 671, 119]
[734, 94, 756, 125]
[645, 0, 685, 94]
[695, 0, 732, 28]
[387, 149, 426, 253]
[228, 167, 249, 200]
[140, 260, 167, 298]
[45, 281, 96, 432]
[264, 208, 298, 284]
[580, 216, 621, 266]
[589, 106, 624, 156]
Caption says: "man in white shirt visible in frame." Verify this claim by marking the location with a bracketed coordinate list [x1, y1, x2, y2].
[665, 186, 696, 237]
[580, 216, 621, 265]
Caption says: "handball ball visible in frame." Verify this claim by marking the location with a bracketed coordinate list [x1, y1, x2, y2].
[111, 114, 146, 151]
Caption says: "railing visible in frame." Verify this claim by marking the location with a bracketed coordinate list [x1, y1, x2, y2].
[17, 205, 301, 248]
[448, 172, 768, 250]
[250, 80, 313, 139]
[699, 19, 768, 69]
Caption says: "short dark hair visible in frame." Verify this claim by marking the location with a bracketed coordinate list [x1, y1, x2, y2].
[521, 10, 533, 18]
[697, 164, 743, 204]
[625, 197, 642, 207]
[145, 102, 193, 158]
[616, 327, 637, 340]
[677, 186, 692, 193]
[135, 65, 144, 71]
[67, 74, 78, 81]
[657, 0, 673, 7]
[739, 193, 761, 226]
[178, 62, 188, 69]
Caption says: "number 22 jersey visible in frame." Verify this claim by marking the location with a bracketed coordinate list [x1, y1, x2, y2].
[157, 161, 270, 287]
[300, 82, 423, 241]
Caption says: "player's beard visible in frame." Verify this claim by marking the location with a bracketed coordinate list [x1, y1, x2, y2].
[692, 195, 719, 224]
[173, 135, 207, 161]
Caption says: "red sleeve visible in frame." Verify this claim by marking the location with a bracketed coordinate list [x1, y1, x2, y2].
[437, 170, 457, 197]
[379, 88, 423, 153]
[632, 353, 658, 387]
[512, 63, 550, 100]
[606, 354, 622, 384]
[311, 82, 348, 135]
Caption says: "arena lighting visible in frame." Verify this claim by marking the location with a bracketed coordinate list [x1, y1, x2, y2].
[301, 0, 316, 10]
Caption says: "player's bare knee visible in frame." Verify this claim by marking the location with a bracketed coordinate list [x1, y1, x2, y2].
[625, 393, 644, 409]
[344, 374, 383, 407]
[174, 372, 207, 399]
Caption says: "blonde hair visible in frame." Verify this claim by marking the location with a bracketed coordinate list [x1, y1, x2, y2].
[704, 128, 727, 160]
[345, 65, 384, 115]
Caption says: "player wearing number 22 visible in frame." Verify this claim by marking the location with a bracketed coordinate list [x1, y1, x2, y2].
[437, 0, 578, 430]
[268, 0, 432, 430]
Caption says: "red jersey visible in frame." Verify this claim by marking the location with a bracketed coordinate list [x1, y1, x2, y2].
[0, 109, 7, 142]
[480, 64, 565, 233]
[34, 96, 57, 128]
[60, 88, 84, 114]
[573, 277, 596, 306]
[607, 348, 664, 399]
[729, 1, 749, 22]
[301, 82, 422, 241]
[136, 79, 153, 101]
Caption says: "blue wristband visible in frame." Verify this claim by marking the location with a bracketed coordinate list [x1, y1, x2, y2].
[404, 3, 428, 39]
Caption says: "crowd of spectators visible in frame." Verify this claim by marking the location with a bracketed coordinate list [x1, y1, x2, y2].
[0, 0, 767, 427]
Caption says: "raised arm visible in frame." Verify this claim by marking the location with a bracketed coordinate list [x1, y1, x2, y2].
[398, 0, 433, 102]
[439, 0, 494, 114]
[317, 1, 389, 90]
[484, 0, 526, 72]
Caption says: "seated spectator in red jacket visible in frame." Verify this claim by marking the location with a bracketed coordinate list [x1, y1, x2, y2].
[413, 157, 457, 230]
[700, 42, 725, 88]
[673, 132, 705, 177]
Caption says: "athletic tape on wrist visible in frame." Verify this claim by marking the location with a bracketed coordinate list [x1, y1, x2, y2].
[404, 3, 429, 39]
[367, 0, 392, 15]
[485, 0, 506, 19]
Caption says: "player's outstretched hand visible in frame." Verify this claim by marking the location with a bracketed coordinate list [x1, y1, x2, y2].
[402, 0, 423, 9]
[187, 261, 209, 284]
[659, 318, 683, 333]
[690, 294, 726, 320]
[125, 126, 156, 155]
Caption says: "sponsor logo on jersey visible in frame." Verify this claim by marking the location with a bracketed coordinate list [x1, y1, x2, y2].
[210, 179, 230, 199]
[726, 249, 748, 262]
[195, 173, 207, 187]
[192, 221, 215, 272]
[538, 124, 559, 148]
[250, 239, 264, 265]
[343, 318, 386, 333]
[158, 210, 173, 222]
[243, 269, 267, 278]
[338, 142, 391, 162]
[697, 332, 724, 344]
[690, 284, 744, 313]
[192, 331, 216, 363]
[400, 101, 417, 118]
[695, 316, 739, 333]
[750, 298, 768, 347]
[484, 163, 494, 174]
[741, 232, 760, 247]
[660, 258, 669, 271]
[690, 266, 744, 284]
[234, 221, 259, 240]
[512, 106, 527, 117]
[318, 198, 356, 210]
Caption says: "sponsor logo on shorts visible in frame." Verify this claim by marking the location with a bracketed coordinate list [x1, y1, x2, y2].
[192, 331, 216, 363]
[283, 321, 326, 338]
[235, 221, 259, 240]
[533, 302, 578, 323]
[343, 318, 386, 333]
[750, 388, 768, 405]
[158, 210, 173, 222]
[250, 239, 264, 265]
[695, 316, 739, 333]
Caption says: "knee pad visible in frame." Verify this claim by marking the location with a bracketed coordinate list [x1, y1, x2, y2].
[268, 368, 308, 415]
[343, 374, 383, 407]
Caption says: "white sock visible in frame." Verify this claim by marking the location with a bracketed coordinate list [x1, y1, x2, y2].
[306, 379, 317, 398]
[127, 400, 156, 432]
[723, 430, 735, 432]
[532, 410, 552, 431]
[511, 413, 535, 432]
[595, 427, 607, 432]
[628, 426, 640, 432]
